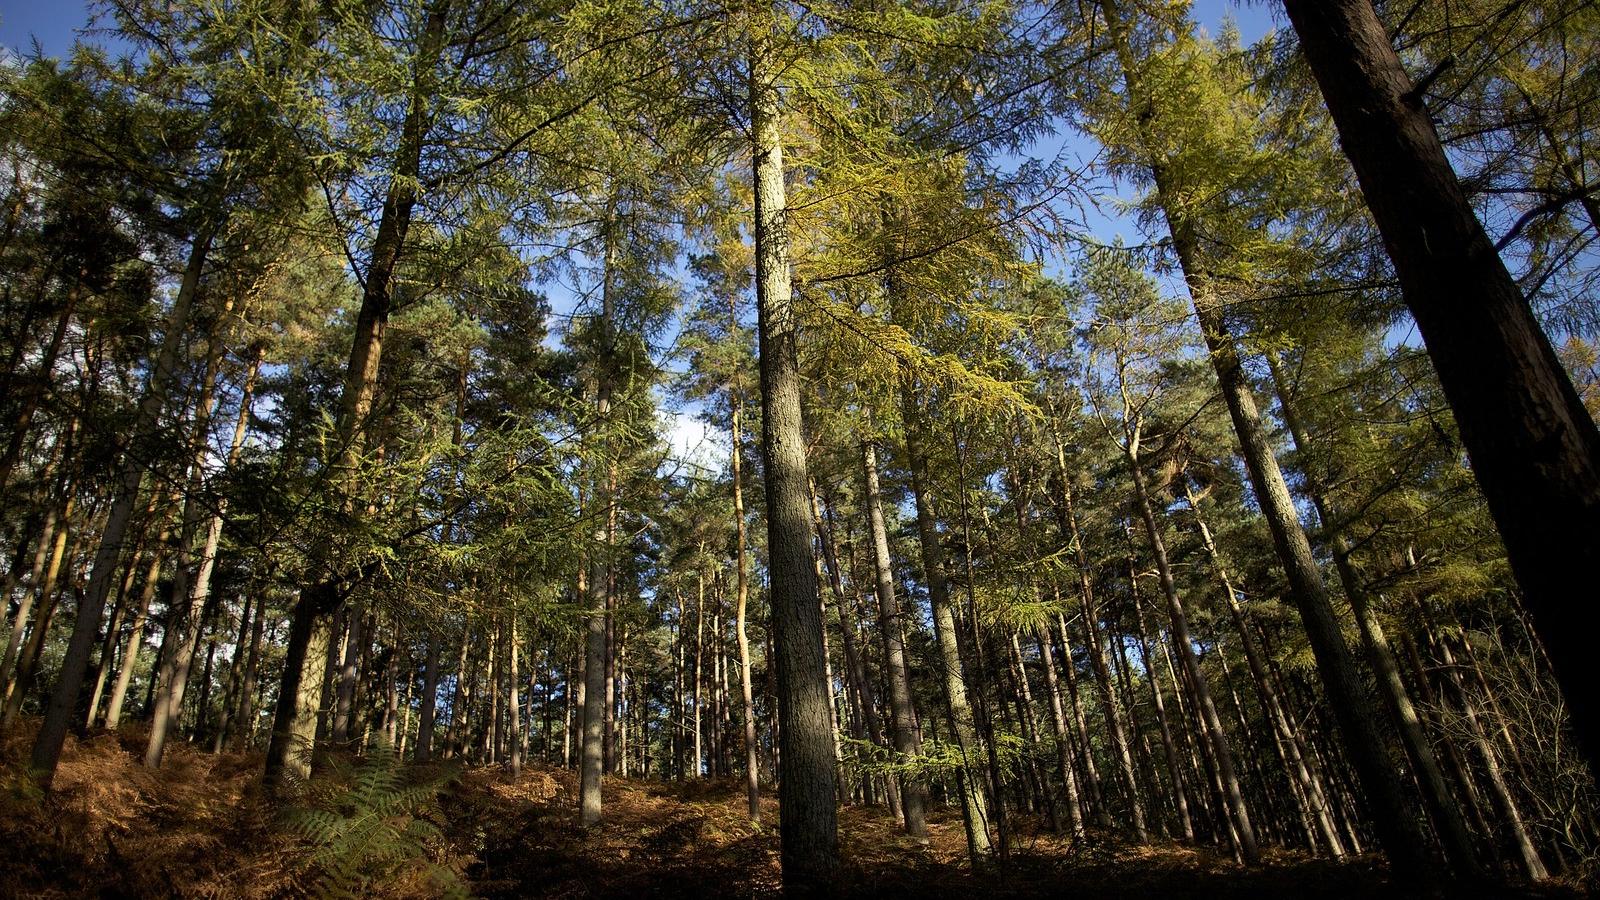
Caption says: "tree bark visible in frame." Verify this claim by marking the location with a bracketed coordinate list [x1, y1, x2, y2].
[861, 440, 928, 840]
[1280, 0, 1600, 785]
[751, 28, 839, 888]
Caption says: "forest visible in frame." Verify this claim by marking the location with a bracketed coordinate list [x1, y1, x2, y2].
[0, 0, 1597, 896]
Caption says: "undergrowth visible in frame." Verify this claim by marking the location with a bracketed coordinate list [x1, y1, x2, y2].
[282, 739, 465, 899]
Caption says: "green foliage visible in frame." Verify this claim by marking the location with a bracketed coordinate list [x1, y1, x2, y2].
[283, 740, 465, 900]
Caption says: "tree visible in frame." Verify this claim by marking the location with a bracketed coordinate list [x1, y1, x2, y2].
[1279, 0, 1600, 785]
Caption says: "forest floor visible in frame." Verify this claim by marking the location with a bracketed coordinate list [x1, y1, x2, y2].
[0, 721, 1588, 898]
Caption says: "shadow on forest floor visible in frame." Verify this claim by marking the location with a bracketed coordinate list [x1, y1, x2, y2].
[0, 721, 1588, 898]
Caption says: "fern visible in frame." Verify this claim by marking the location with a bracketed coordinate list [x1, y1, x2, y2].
[283, 738, 466, 899]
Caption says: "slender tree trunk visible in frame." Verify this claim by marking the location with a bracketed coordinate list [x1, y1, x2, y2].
[1, 497, 64, 704]
[861, 441, 928, 840]
[509, 616, 521, 777]
[1267, 357, 1479, 871]
[30, 223, 216, 786]
[1126, 456, 1258, 862]
[5, 489, 84, 725]
[415, 636, 442, 763]
[580, 207, 619, 825]
[812, 486, 886, 807]
[1183, 482, 1344, 855]
[1437, 634, 1547, 879]
[751, 29, 839, 887]
[103, 513, 172, 729]
[235, 603, 267, 751]
[1038, 624, 1085, 835]
[694, 571, 705, 776]
[1045, 427, 1148, 839]
[731, 380, 761, 820]
[331, 604, 365, 746]
[1129, 547, 1193, 841]
[147, 344, 259, 766]
[901, 393, 993, 861]
[1056, 606, 1106, 824]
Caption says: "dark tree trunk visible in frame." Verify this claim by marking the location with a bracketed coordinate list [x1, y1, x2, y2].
[1280, 0, 1600, 784]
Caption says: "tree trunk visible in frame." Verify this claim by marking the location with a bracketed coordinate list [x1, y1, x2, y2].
[1038, 624, 1085, 835]
[580, 209, 618, 825]
[1126, 455, 1258, 862]
[415, 636, 442, 763]
[264, 586, 335, 789]
[751, 28, 839, 888]
[147, 343, 259, 766]
[1267, 356, 1480, 871]
[731, 376, 761, 820]
[30, 224, 216, 787]
[861, 440, 929, 840]
[901, 393, 993, 861]
[1280, 0, 1600, 785]
[508, 616, 521, 777]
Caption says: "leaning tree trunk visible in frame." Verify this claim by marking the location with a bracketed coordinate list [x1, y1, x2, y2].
[1126, 453, 1258, 863]
[147, 341, 260, 766]
[1267, 357, 1480, 871]
[1280, 0, 1600, 785]
[266, 0, 449, 791]
[1098, 0, 1429, 871]
[751, 27, 840, 889]
[1045, 427, 1147, 839]
[30, 223, 216, 787]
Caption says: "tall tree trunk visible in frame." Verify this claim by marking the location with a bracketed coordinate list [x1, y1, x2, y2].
[1038, 623, 1085, 835]
[751, 29, 839, 888]
[580, 207, 618, 825]
[901, 393, 993, 861]
[234, 601, 267, 750]
[268, 0, 449, 789]
[1267, 356, 1480, 871]
[1184, 482, 1345, 856]
[331, 605, 365, 746]
[1097, 0, 1426, 870]
[861, 440, 928, 840]
[1056, 606, 1106, 824]
[147, 342, 259, 766]
[1125, 453, 1258, 862]
[1436, 633, 1547, 879]
[508, 616, 521, 777]
[103, 511, 172, 729]
[812, 486, 886, 807]
[30, 223, 216, 787]
[731, 367, 761, 821]
[1129, 536, 1193, 841]
[1280, 0, 1600, 784]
